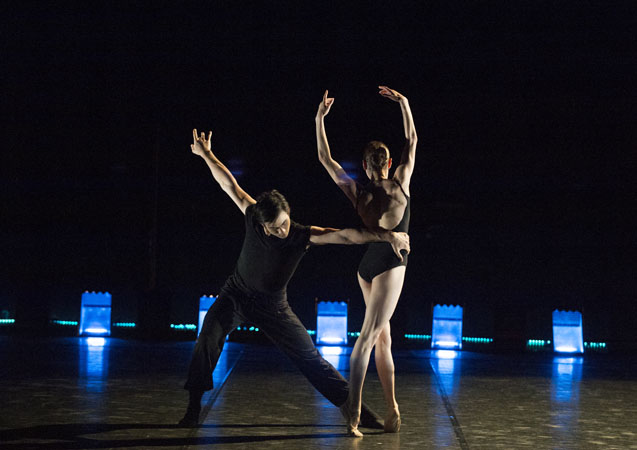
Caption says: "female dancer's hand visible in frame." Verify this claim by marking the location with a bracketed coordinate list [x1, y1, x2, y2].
[191, 129, 212, 157]
[389, 231, 410, 261]
[378, 86, 405, 102]
[316, 90, 335, 118]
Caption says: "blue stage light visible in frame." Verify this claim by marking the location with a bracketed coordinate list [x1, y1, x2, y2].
[552, 310, 584, 354]
[79, 292, 112, 336]
[431, 304, 463, 350]
[316, 300, 348, 346]
[52, 320, 79, 326]
[198, 295, 217, 337]
[404, 333, 432, 340]
[171, 323, 197, 330]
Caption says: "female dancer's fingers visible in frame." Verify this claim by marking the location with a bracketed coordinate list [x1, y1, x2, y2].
[193, 128, 198, 142]
[207, 131, 212, 142]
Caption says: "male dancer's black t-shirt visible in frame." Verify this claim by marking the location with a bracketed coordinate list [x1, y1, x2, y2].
[235, 205, 311, 294]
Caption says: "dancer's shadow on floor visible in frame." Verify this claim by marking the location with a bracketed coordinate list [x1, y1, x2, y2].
[0, 422, 383, 449]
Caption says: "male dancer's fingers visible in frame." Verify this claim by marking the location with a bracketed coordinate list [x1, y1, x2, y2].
[193, 128, 198, 142]
[207, 130, 212, 142]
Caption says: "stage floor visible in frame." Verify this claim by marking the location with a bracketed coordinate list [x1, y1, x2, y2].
[1, 336, 636, 449]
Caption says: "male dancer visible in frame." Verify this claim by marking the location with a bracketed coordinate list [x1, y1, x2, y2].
[179, 129, 410, 428]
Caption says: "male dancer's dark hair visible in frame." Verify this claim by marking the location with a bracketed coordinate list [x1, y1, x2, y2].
[253, 189, 290, 224]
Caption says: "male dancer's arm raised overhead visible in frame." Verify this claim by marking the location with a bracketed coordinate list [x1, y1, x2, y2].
[180, 129, 408, 428]
[315, 87, 417, 436]
[190, 129, 256, 213]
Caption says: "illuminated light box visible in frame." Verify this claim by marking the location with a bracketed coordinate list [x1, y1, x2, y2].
[431, 304, 463, 350]
[552, 310, 584, 354]
[198, 295, 217, 337]
[316, 300, 348, 346]
[79, 291, 112, 336]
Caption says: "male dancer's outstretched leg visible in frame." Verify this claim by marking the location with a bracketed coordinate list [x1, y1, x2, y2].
[248, 293, 383, 428]
[179, 288, 242, 427]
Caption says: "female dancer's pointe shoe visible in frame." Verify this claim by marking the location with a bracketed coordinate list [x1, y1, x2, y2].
[340, 402, 364, 437]
[384, 407, 401, 433]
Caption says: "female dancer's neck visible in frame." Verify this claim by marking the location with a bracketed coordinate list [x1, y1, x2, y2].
[370, 171, 388, 181]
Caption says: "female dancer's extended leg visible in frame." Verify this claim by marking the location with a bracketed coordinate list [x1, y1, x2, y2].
[344, 266, 405, 436]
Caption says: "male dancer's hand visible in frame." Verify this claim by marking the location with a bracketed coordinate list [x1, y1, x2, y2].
[191, 128, 212, 157]
[378, 86, 405, 103]
[388, 231, 410, 261]
[316, 90, 334, 118]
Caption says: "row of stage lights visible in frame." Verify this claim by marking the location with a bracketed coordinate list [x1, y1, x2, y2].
[0, 293, 605, 354]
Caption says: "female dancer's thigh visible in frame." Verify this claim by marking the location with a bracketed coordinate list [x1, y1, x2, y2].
[359, 266, 406, 331]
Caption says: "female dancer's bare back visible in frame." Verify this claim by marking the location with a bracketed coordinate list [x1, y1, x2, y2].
[315, 86, 417, 437]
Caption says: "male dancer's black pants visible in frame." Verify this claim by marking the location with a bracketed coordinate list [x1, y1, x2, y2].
[185, 272, 349, 407]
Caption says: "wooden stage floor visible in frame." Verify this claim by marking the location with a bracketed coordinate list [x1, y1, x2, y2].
[1, 336, 636, 449]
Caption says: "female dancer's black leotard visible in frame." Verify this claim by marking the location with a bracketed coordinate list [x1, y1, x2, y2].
[357, 180, 410, 283]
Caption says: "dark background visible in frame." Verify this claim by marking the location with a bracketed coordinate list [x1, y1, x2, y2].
[2, 1, 636, 347]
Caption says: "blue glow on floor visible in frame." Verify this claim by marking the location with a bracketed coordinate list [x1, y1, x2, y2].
[317, 345, 350, 370]
[78, 336, 109, 393]
[432, 350, 461, 395]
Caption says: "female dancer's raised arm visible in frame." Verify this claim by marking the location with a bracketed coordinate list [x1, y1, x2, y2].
[315, 90, 358, 207]
[379, 86, 418, 194]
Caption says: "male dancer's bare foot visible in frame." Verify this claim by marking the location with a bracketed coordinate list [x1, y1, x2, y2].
[384, 405, 401, 433]
[340, 400, 364, 437]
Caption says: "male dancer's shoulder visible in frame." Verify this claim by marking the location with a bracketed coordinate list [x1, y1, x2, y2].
[288, 221, 311, 248]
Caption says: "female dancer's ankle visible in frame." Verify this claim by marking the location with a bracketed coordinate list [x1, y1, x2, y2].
[340, 400, 363, 437]
[384, 404, 401, 433]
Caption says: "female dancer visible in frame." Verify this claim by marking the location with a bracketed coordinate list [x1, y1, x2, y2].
[315, 86, 417, 436]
